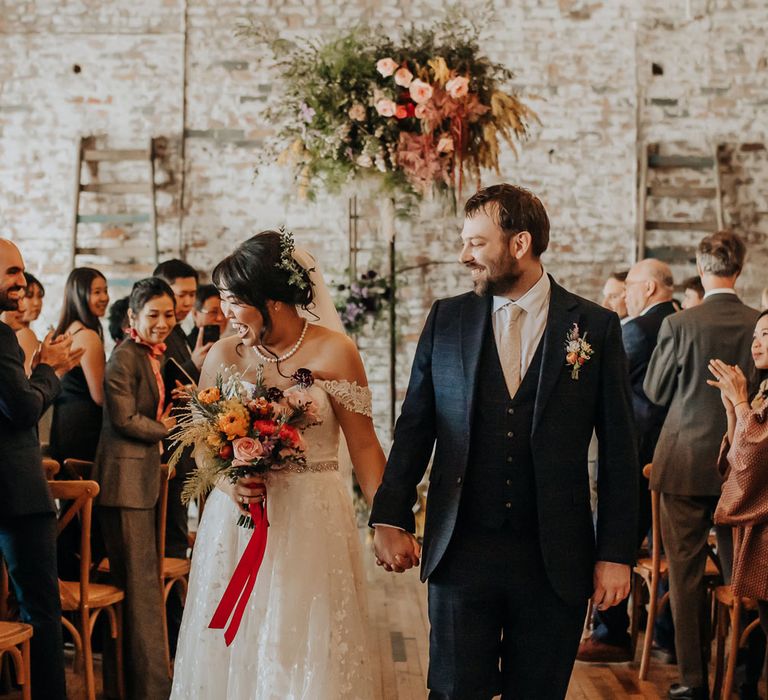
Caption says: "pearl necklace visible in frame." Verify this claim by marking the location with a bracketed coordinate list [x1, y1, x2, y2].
[253, 320, 308, 364]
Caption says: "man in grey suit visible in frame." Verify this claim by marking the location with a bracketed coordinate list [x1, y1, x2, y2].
[645, 231, 759, 700]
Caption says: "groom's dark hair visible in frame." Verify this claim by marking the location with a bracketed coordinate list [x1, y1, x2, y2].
[464, 184, 550, 258]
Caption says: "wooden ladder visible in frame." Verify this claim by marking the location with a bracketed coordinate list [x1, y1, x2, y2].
[636, 141, 724, 265]
[71, 136, 159, 272]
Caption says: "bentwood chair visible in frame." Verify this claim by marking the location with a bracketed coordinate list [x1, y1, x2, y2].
[0, 621, 33, 700]
[42, 458, 60, 479]
[49, 479, 125, 700]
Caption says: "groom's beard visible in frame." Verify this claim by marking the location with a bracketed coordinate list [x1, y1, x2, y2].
[471, 257, 521, 298]
[0, 286, 23, 312]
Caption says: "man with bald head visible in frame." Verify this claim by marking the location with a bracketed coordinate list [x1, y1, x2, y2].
[0, 238, 84, 699]
[578, 258, 678, 662]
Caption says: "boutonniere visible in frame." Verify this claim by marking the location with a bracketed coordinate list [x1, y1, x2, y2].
[564, 323, 594, 380]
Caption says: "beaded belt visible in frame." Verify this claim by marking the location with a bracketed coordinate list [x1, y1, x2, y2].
[278, 460, 339, 474]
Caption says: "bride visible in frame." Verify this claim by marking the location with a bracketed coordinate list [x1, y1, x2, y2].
[171, 231, 388, 699]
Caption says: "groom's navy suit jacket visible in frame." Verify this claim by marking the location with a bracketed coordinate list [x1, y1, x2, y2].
[370, 277, 638, 605]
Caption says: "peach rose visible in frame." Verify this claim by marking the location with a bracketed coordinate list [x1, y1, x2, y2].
[414, 103, 427, 119]
[231, 437, 264, 466]
[446, 75, 469, 99]
[408, 79, 433, 105]
[436, 135, 454, 153]
[376, 57, 398, 78]
[375, 99, 396, 117]
[566, 352, 579, 365]
[394, 67, 413, 88]
[348, 103, 366, 122]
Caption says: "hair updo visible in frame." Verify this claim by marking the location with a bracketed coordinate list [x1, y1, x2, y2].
[211, 231, 314, 340]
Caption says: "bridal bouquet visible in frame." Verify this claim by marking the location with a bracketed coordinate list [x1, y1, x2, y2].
[169, 365, 320, 526]
[169, 366, 320, 645]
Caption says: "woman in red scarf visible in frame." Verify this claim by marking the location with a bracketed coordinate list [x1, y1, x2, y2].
[707, 309, 768, 637]
[92, 277, 177, 700]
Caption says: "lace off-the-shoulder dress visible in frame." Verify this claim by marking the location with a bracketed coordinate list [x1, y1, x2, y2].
[170, 379, 375, 700]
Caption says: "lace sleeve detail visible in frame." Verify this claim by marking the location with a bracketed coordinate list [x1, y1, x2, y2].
[318, 379, 373, 417]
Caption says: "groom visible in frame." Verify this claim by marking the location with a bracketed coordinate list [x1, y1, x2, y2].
[371, 184, 638, 699]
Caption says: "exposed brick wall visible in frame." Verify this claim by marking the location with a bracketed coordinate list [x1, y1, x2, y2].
[1, 0, 766, 439]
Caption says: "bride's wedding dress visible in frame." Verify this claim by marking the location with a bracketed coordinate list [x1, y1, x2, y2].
[170, 378, 375, 699]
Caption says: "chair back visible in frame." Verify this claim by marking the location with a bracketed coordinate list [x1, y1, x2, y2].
[62, 458, 94, 480]
[42, 458, 60, 479]
[47, 480, 100, 610]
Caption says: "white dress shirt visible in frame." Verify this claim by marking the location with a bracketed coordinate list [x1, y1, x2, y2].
[492, 268, 551, 380]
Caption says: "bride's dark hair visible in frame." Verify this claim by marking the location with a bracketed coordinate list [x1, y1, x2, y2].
[212, 231, 315, 351]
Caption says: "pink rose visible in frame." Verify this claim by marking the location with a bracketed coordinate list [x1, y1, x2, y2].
[414, 103, 427, 119]
[376, 57, 398, 78]
[231, 436, 264, 466]
[348, 103, 366, 122]
[408, 79, 433, 105]
[446, 76, 469, 99]
[375, 99, 396, 117]
[436, 135, 454, 153]
[394, 67, 413, 88]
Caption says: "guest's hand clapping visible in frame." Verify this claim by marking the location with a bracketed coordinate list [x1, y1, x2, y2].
[35, 330, 85, 377]
[707, 359, 749, 412]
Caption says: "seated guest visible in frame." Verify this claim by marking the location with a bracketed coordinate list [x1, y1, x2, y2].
[49, 267, 109, 464]
[1, 238, 85, 700]
[601, 270, 629, 321]
[187, 283, 228, 346]
[709, 312, 768, 637]
[93, 277, 176, 700]
[107, 296, 131, 346]
[681, 276, 705, 310]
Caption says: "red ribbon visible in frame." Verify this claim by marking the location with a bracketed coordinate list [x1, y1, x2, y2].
[208, 487, 269, 646]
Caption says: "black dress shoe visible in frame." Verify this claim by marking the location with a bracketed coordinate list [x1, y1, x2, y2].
[668, 684, 709, 700]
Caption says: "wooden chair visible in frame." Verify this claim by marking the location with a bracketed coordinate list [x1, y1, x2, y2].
[712, 586, 762, 699]
[157, 464, 191, 676]
[42, 458, 60, 479]
[62, 458, 93, 480]
[49, 479, 125, 700]
[0, 622, 33, 700]
[631, 464, 722, 679]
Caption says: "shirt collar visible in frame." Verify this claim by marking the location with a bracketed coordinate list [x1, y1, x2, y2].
[492, 267, 551, 316]
[640, 300, 670, 316]
[704, 287, 737, 299]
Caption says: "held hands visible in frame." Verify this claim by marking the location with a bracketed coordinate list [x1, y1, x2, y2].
[707, 359, 749, 412]
[190, 328, 214, 371]
[592, 561, 630, 611]
[36, 331, 86, 377]
[373, 526, 421, 574]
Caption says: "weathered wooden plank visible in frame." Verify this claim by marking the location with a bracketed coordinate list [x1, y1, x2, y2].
[76, 213, 151, 224]
[645, 220, 717, 231]
[80, 183, 149, 194]
[82, 148, 148, 161]
[648, 154, 715, 170]
[646, 185, 717, 199]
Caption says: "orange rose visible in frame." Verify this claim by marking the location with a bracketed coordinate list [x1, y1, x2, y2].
[198, 387, 221, 404]
[566, 352, 579, 365]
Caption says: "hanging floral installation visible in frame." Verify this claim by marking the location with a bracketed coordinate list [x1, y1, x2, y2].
[239, 11, 539, 200]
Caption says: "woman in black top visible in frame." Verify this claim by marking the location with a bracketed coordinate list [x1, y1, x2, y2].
[49, 267, 109, 463]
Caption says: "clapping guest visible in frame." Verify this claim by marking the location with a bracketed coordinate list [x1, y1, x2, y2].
[49, 267, 109, 464]
[93, 277, 176, 700]
[1, 238, 85, 700]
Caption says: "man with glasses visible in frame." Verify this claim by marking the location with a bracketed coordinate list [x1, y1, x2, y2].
[188, 283, 228, 346]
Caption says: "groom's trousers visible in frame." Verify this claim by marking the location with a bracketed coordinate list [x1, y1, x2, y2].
[427, 520, 587, 700]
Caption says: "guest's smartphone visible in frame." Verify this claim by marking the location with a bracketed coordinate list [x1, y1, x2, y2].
[202, 325, 220, 344]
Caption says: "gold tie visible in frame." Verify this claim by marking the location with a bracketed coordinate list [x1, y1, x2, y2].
[499, 303, 524, 397]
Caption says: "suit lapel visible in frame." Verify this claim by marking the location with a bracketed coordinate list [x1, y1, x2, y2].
[532, 277, 580, 434]
[460, 294, 492, 426]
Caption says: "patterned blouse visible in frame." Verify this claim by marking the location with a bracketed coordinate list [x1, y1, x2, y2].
[716, 392, 768, 601]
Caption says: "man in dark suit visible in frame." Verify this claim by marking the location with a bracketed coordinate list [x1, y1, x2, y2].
[579, 258, 677, 662]
[371, 185, 638, 699]
[0, 238, 84, 700]
[645, 231, 759, 700]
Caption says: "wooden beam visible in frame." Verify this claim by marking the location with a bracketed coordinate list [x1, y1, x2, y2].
[76, 213, 150, 225]
[82, 149, 148, 162]
[646, 185, 717, 198]
[645, 246, 697, 264]
[645, 220, 718, 231]
[80, 183, 148, 194]
[648, 154, 715, 169]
